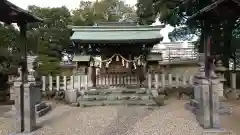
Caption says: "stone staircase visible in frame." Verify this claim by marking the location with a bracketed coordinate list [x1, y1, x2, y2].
[35, 102, 52, 117]
[76, 88, 158, 107]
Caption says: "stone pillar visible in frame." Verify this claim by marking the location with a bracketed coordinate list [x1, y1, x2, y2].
[182, 74, 187, 86]
[154, 74, 159, 89]
[231, 72, 236, 90]
[88, 66, 93, 87]
[198, 77, 211, 129]
[168, 74, 172, 87]
[78, 75, 81, 89]
[161, 74, 165, 88]
[148, 73, 152, 90]
[49, 76, 53, 91]
[194, 63, 205, 102]
[63, 76, 67, 91]
[189, 76, 194, 86]
[193, 62, 211, 128]
[214, 60, 227, 100]
[210, 78, 220, 128]
[71, 76, 74, 89]
[13, 80, 39, 133]
[23, 82, 37, 132]
[175, 74, 180, 88]
[56, 76, 60, 91]
[13, 81, 24, 133]
[42, 76, 46, 91]
[84, 75, 88, 90]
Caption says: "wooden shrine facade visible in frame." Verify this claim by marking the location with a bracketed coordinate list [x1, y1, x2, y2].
[68, 22, 164, 88]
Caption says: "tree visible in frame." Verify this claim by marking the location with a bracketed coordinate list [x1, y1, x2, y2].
[27, 6, 72, 76]
[71, 0, 137, 26]
[0, 24, 22, 91]
[27, 0, 136, 76]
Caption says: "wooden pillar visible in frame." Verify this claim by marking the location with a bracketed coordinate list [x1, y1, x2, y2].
[91, 66, 96, 87]
[128, 54, 132, 73]
[138, 66, 145, 87]
[19, 22, 28, 82]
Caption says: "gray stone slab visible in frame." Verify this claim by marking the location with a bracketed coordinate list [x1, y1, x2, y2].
[95, 96, 107, 101]
[106, 95, 118, 101]
[151, 90, 158, 97]
[65, 89, 78, 103]
[9, 132, 36, 135]
[82, 95, 96, 101]
[203, 128, 230, 134]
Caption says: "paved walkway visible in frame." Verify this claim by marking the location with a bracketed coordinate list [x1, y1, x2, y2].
[0, 99, 238, 135]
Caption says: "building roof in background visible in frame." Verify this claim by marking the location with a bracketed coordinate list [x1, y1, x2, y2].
[69, 24, 164, 43]
[0, 0, 43, 23]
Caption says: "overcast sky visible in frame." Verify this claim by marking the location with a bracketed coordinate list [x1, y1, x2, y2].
[9, 0, 173, 42]
[9, 0, 137, 9]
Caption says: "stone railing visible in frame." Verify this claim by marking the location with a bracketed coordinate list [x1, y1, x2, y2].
[96, 74, 140, 88]
[40, 73, 194, 92]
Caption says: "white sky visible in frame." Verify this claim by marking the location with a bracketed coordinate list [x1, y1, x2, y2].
[9, 0, 174, 42]
[8, 0, 137, 10]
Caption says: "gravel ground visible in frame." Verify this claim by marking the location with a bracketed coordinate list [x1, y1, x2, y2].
[0, 99, 237, 135]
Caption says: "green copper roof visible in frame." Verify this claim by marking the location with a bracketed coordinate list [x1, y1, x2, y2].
[69, 25, 164, 43]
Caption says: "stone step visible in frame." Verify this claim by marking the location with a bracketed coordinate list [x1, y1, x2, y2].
[35, 102, 47, 112]
[79, 94, 153, 101]
[84, 88, 148, 95]
[36, 103, 52, 118]
[78, 100, 157, 107]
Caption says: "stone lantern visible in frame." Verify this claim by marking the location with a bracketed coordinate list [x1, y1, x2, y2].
[214, 60, 227, 100]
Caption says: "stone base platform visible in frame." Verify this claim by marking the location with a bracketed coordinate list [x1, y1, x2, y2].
[76, 88, 162, 107]
[203, 128, 231, 134]
[185, 99, 233, 115]
[9, 133, 35, 135]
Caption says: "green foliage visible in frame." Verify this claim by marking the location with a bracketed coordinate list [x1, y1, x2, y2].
[71, 0, 136, 26]
[26, 0, 136, 76]
[0, 24, 21, 76]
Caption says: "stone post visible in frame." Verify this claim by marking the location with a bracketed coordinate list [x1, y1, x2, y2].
[56, 76, 60, 91]
[88, 66, 93, 87]
[13, 80, 39, 133]
[71, 76, 75, 89]
[168, 74, 172, 87]
[154, 74, 159, 89]
[23, 82, 37, 132]
[193, 62, 211, 128]
[175, 74, 180, 88]
[182, 74, 187, 86]
[84, 75, 88, 90]
[78, 75, 81, 90]
[214, 60, 227, 100]
[42, 76, 46, 91]
[210, 77, 220, 129]
[161, 74, 165, 88]
[65, 76, 78, 103]
[194, 63, 206, 102]
[13, 81, 24, 133]
[63, 76, 67, 91]
[49, 76, 53, 91]
[231, 72, 236, 90]
[189, 76, 194, 86]
[197, 75, 211, 129]
[148, 73, 152, 90]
